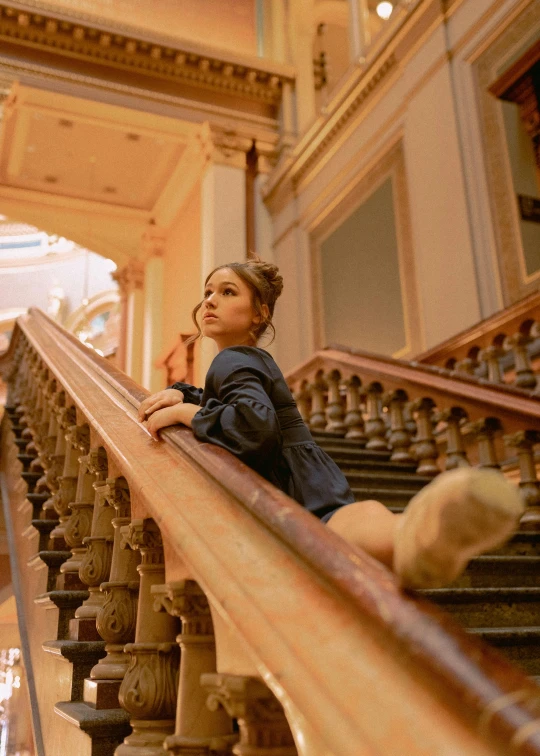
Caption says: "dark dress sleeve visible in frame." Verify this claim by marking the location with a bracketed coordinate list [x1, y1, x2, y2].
[169, 382, 203, 406]
[191, 349, 282, 473]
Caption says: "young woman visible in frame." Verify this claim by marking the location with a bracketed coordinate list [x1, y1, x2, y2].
[138, 259, 523, 589]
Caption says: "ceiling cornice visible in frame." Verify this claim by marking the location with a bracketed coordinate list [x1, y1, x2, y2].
[0, 2, 294, 108]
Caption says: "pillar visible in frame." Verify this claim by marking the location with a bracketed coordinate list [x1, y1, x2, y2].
[113, 261, 145, 385]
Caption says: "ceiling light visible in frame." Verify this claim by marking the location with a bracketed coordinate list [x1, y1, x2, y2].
[376, 1, 393, 20]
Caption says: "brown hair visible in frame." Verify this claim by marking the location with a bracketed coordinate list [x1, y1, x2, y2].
[189, 257, 283, 345]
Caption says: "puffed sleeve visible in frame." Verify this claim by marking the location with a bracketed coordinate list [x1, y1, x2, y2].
[191, 349, 282, 471]
[169, 382, 203, 406]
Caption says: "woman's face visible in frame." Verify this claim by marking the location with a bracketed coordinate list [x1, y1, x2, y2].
[201, 268, 262, 350]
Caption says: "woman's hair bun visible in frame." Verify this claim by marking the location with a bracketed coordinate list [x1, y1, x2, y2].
[247, 256, 284, 301]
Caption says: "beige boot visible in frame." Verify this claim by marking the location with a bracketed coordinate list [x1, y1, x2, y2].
[393, 467, 525, 589]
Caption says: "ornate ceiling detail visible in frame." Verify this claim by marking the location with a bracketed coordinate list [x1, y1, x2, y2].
[0, 3, 293, 106]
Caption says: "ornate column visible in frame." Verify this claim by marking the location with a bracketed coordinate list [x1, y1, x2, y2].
[411, 398, 439, 476]
[45, 411, 80, 549]
[141, 227, 166, 393]
[113, 260, 145, 385]
[202, 675, 297, 756]
[152, 581, 234, 755]
[116, 519, 180, 755]
[86, 478, 139, 709]
[384, 390, 413, 463]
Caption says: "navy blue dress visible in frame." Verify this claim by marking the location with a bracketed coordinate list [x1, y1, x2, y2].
[172, 346, 355, 520]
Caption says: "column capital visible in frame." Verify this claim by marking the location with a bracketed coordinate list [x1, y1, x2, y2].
[141, 225, 167, 260]
[112, 259, 145, 295]
[198, 122, 275, 170]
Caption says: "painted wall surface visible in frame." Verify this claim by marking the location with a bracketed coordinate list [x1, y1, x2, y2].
[320, 178, 406, 355]
[38, 0, 257, 56]
[403, 60, 481, 349]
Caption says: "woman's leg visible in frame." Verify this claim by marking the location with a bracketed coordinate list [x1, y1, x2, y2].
[326, 468, 524, 589]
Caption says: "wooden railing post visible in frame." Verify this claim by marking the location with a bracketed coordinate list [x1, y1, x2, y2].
[411, 398, 439, 476]
[506, 333, 537, 389]
[364, 382, 387, 451]
[57, 447, 107, 590]
[202, 675, 297, 755]
[467, 418, 502, 469]
[293, 380, 311, 425]
[324, 370, 346, 435]
[88, 478, 140, 709]
[152, 580, 234, 755]
[478, 346, 504, 383]
[308, 371, 327, 431]
[435, 407, 470, 470]
[384, 390, 413, 463]
[504, 431, 540, 530]
[116, 519, 180, 755]
[344, 375, 365, 441]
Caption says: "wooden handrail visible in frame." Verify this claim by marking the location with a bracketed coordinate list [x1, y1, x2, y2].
[286, 343, 540, 433]
[414, 291, 540, 366]
[4, 310, 540, 754]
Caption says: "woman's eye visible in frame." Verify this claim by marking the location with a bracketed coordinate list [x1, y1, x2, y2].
[203, 290, 211, 298]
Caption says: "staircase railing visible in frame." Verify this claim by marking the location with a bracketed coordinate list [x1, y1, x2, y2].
[3, 309, 540, 756]
[415, 291, 540, 388]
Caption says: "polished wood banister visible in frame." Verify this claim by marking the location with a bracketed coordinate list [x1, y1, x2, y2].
[287, 343, 540, 433]
[4, 311, 540, 754]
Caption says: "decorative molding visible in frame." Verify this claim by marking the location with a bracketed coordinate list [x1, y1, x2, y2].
[112, 259, 144, 294]
[292, 54, 397, 189]
[0, 2, 292, 106]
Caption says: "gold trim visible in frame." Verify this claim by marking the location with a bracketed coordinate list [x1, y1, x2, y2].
[0, 2, 293, 105]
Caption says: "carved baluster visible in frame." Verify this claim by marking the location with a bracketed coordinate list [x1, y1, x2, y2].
[34, 377, 59, 497]
[411, 398, 439, 477]
[403, 401, 417, 438]
[38, 386, 65, 517]
[504, 431, 540, 530]
[478, 346, 504, 383]
[48, 424, 89, 550]
[152, 581, 234, 755]
[308, 371, 327, 431]
[434, 407, 470, 470]
[70, 475, 118, 641]
[455, 357, 478, 376]
[56, 446, 106, 590]
[324, 370, 346, 435]
[384, 390, 413, 463]
[116, 519, 180, 755]
[364, 383, 387, 451]
[506, 333, 537, 389]
[202, 675, 297, 755]
[293, 380, 310, 424]
[467, 418, 502, 469]
[87, 478, 140, 710]
[341, 376, 364, 442]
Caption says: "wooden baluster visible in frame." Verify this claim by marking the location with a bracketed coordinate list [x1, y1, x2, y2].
[87, 478, 140, 710]
[308, 371, 327, 431]
[504, 431, 540, 530]
[325, 370, 346, 435]
[117, 519, 180, 755]
[467, 418, 502, 468]
[455, 357, 478, 376]
[411, 398, 439, 476]
[435, 407, 470, 470]
[478, 346, 504, 383]
[364, 383, 387, 451]
[43, 414, 81, 551]
[506, 333, 537, 389]
[344, 375, 366, 442]
[152, 581, 234, 755]
[293, 380, 311, 424]
[56, 447, 107, 590]
[403, 401, 417, 438]
[71, 475, 117, 641]
[35, 378, 59, 499]
[384, 390, 413, 463]
[202, 675, 297, 756]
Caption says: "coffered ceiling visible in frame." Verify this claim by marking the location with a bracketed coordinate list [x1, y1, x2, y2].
[0, 83, 202, 264]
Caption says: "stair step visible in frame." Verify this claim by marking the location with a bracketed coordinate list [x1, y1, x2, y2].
[468, 627, 540, 675]
[35, 590, 89, 640]
[330, 457, 419, 474]
[344, 470, 430, 488]
[54, 701, 131, 756]
[42, 640, 107, 701]
[453, 556, 540, 588]
[493, 532, 540, 557]
[421, 587, 540, 628]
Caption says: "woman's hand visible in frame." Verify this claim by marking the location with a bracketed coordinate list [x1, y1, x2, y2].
[144, 403, 201, 441]
[138, 389, 184, 422]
